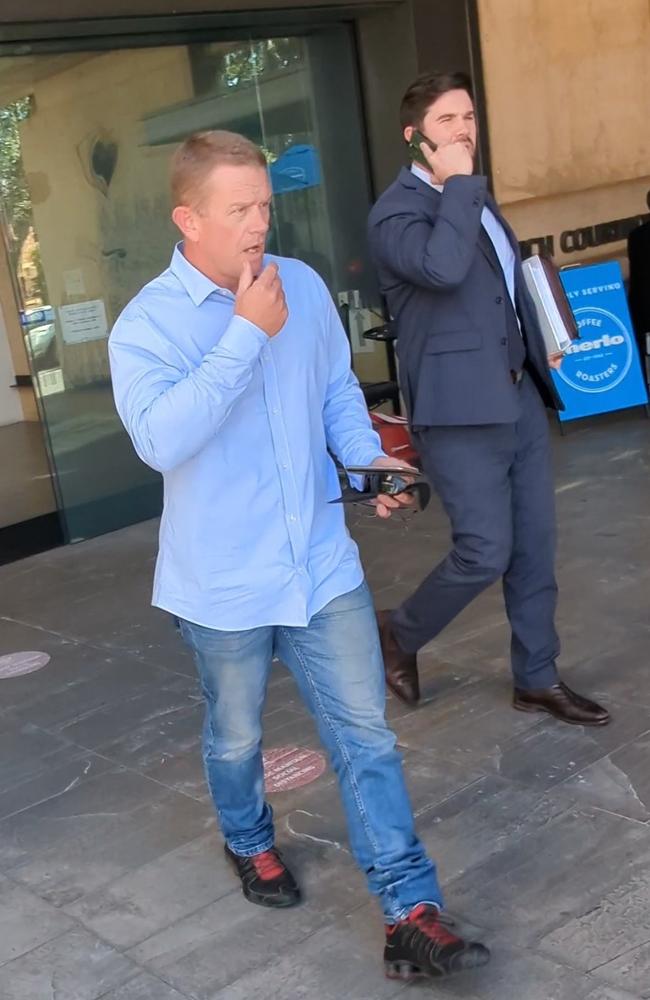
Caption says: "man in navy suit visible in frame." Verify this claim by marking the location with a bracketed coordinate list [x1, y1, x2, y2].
[368, 71, 609, 727]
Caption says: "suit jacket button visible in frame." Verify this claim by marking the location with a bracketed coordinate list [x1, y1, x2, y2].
[495, 295, 503, 304]
[500, 337, 507, 345]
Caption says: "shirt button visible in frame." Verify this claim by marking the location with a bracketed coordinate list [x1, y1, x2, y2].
[495, 296, 503, 304]
[272, 407, 279, 414]
[288, 514, 297, 523]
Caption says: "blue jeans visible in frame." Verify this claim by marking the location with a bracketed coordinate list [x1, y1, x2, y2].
[178, 581, 442, 921]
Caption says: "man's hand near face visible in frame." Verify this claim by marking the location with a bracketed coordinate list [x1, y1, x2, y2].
[420, 138, 474, 184]
[234, 260, 288, 338]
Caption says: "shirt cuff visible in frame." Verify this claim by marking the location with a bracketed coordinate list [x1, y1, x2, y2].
[215, 314, 269, 365]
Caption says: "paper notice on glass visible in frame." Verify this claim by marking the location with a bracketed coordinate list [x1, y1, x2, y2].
[521, 255, 579, 354]
[59, 299, 108, 346]
[63, 268, 86, 297]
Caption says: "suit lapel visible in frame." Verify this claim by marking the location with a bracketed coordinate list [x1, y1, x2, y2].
[484, 194, 530, 311]
[485, 197, 531, 330]
[475, 191, 503, 277]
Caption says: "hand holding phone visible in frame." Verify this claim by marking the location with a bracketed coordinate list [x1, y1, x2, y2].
[408, 130, 474, 181]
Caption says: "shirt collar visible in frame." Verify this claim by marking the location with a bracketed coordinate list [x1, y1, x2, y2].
[169, 242, 234, 306]
[410, 162, 443, 193]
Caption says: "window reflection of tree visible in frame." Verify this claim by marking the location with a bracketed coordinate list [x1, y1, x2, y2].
[0, 96, 47, 306]
[190, 38, 305, 97]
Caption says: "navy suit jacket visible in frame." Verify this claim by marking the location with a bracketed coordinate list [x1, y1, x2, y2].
[368, 168, 563, 426]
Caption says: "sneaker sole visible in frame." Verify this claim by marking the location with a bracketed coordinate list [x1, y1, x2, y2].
[385, 947, 491, 981]
[241, 885, 302, 908]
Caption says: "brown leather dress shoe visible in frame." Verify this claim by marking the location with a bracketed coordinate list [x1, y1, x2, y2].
[513, 681, 611, 726]
[377, 610, 420, 706]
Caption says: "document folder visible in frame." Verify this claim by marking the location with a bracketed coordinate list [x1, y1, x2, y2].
[521, 255, 579, 354]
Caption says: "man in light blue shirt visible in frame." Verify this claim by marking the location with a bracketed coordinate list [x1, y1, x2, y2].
[109, 130, 489, 981]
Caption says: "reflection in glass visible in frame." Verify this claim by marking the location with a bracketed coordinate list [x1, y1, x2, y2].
[0, 96, 58, 532]
[0, 31, 387, 543]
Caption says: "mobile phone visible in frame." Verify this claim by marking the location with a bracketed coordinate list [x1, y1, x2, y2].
[407, 129, 437, 168]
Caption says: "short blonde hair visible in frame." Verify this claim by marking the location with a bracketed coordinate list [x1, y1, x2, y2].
[170, 130, 267, 208]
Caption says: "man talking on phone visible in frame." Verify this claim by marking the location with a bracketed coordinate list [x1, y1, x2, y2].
[368, 71, 610, 727]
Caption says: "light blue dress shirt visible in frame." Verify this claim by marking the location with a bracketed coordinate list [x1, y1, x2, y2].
[411, 162, 518, 311]
[109, 245, 383, 630]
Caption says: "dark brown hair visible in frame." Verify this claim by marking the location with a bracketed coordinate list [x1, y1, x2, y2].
[170, 130, 266, 208]
[399, 71, 473, 129]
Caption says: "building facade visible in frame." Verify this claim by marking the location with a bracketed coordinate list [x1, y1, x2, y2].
[0, 0, 648, 561]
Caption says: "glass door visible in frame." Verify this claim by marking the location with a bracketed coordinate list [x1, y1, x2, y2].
[0, 124, 60, 561]
[0, 26, 388, 545]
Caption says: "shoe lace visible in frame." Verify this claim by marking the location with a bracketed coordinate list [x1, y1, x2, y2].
[251, 849, 285, 881]
[408, 905, 459, 950]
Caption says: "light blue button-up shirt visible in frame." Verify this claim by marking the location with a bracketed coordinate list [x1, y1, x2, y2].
[411, 162, 518, 311]
[109, 245, 383, 630]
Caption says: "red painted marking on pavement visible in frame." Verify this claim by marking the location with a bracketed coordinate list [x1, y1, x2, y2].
[263, 746, 326, 793]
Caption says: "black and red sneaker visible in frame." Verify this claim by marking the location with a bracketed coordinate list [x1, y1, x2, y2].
[384, 904, 490, 980]
[225, 844, 301, 908]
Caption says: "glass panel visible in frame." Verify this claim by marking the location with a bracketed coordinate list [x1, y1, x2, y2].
[0, 28, 389, 543]
[0, 99, 58, 533]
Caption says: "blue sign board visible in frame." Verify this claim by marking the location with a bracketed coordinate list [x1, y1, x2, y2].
[555, 261, 648, 421]
[270, 145, 321, 195]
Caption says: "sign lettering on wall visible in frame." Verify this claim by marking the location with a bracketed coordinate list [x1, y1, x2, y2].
[520, 203, 650, 260]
